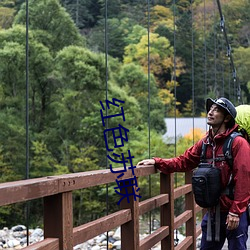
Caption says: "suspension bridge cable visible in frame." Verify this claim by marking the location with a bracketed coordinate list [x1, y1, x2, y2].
[173, 0, 177, 158]
[213, 0, 217, 94]
[203, 0, 207, 97]
[104, 0, 109, 248]
[76, 0, 79, 27]
[216, 0, 242, 103]
[25, 0, 30, 245]
[191, 0, 195, 144]
[172, 0, 179, 245]
[147, 0, 152, 234]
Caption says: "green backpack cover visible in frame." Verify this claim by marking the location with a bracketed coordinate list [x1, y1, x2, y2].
[235, 105, 250, 140]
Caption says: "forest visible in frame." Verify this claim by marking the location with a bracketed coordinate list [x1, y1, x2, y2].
[0, 0, 249, 228]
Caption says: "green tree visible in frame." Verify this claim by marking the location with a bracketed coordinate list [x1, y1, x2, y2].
[61, 0, 101, 29]
[149, 5, 174, 33]
[86, 17, 139, 60]
[0, 38, 27, 180]
[116, 63, 165, 132]
[124, 32, 185, 88]
[0, 24, 56, 133]
[14, 0, 84, 52]
[30, 141, 57, 177]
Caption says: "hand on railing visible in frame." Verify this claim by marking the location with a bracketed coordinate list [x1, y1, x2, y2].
[137, 159, 155, 166]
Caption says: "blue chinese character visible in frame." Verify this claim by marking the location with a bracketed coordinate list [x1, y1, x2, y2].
[100, 98, 125, 126]
[114, 176, 141, 205]
[108, 150, 136, 177]
[104, 124, 129, 152]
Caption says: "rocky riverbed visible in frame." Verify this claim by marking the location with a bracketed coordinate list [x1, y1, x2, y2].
[0, 225, 188, 249]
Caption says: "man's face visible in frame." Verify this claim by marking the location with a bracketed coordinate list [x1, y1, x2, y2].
[207, 104, 226, 127]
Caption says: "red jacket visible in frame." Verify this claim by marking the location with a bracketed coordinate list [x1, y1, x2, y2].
[154, 124, 250, 216]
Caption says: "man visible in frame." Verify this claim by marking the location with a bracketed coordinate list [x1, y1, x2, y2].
[138, 97, 250, 250]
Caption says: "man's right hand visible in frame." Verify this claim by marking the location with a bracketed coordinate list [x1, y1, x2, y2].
[137, 159, 155, 166]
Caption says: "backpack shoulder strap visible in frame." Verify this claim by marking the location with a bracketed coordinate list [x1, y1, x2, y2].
[200, 141, 208, 162]
[223, 132, 242, 169]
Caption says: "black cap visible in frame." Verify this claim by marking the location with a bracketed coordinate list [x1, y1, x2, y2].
[206, 97, 237, 119]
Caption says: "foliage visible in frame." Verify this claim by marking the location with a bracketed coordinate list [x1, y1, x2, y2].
[234, 46, 250, 102]
[148, 5, 174, 32]
[115, 62, 165, 132]
[0, 0, 249, 228]
[124, 32, 174, 77]
[0, 7, 15, 29]
[14, 0, 85, 52]
[61, 0, 101, 29]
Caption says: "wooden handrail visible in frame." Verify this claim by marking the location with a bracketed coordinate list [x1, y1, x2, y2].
[0, 165, 156, 206]
[0, 165, 203, 250]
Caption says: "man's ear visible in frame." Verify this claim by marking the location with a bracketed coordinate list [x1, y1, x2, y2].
[224, 114, 232, 123]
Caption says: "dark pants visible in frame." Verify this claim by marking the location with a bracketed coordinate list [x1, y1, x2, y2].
[200, 211, 249, 250]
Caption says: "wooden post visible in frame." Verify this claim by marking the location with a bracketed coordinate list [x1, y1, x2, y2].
[185, 171, 196, 250]
[120, 178, 140, 250]
[161, 173, 174, 250]
[44, 192, 73, 250]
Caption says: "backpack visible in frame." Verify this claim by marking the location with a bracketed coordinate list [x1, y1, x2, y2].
[192, 162, 221, 208]
[235, 105, 250, 142]
[192, 131, 241, 208]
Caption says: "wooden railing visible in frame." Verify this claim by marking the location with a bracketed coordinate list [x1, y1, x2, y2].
[0, 165, 203, 250]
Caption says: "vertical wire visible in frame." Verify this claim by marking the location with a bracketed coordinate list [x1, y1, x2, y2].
[173, 0, 177, 159]
[213, 0, 217, 95]
[76, 0, 79, 27]
[25, 0, 30, 245]
[147, 0, 152, 234]
[172, 0, 177, 192]
[204, 0, 207, 98]
[172, 0, 179, 244]
[25, 0, 29, 184]
[191, 0, 195, 145]
[104, 0, 109, 247]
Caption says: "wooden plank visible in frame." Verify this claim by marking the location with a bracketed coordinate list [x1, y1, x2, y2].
[175, 236, 193, 250]
[139, 226, 169, 250]
[174, 210, 192, 229]
[174, 184, 192, 199]
[44, 192, 73, 250]
[0, 165, 156, 206]
[73, 209, 131, 245]
[161, 173, 174, 250]
[185, 171, 196, 250]
[0, 177, 59, 206]
[22, 238, 59, 250]
[139, 194, 169, 216]
[120, 178, 140, 250]
[57, 165, 156, 192]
